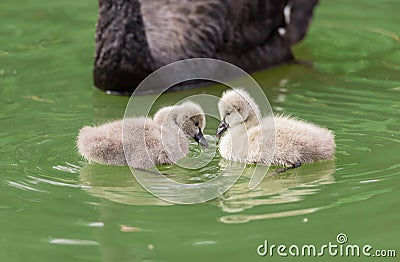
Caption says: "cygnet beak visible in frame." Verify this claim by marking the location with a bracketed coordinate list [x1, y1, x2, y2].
[216, 119, 228, 139]
[194, 128, 208, 148]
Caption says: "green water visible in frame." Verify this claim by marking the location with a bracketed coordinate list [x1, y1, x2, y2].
[1, 0, 399, 261]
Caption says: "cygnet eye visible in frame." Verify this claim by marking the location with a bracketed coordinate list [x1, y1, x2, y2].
[194, 121, 199, 127]
[226, 111, 231, 116]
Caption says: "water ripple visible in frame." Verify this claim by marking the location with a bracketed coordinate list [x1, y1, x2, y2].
[6, 180, 47, 193]
[220, 207, 321, 224]
[49, 238, 98, 246]
[52, 162, 81, 173]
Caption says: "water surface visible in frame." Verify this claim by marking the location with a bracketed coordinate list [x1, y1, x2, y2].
[1, 0, 399, 261]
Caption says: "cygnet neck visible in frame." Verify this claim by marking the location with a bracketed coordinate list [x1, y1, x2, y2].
[243, 111, 260, 128]
[161, 111, 181, 130]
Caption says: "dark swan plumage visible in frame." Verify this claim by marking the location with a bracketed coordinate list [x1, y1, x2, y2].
[94, 0, 319, 94]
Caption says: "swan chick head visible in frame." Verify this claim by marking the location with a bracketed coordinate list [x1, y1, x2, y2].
[154, 101, 208, 148]
[177, 101, 208, 148]
[216, 88, 261, 138]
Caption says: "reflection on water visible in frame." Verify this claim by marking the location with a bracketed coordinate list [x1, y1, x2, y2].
[219, 161, 335, 210]
[79, 164, 171, 206]
[218, 161, 336, 223]
[78, 160, 338, 222]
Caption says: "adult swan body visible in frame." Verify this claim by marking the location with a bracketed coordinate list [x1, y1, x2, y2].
[94, 0, 319, 94]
